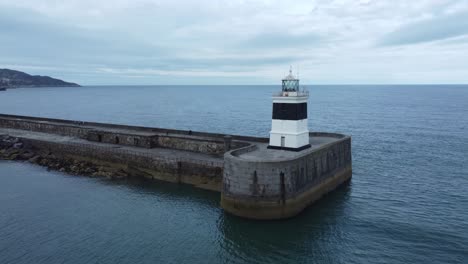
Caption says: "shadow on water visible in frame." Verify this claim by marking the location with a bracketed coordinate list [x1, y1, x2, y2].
[82, 174, 221, 208]
[216, 182, 353, 263]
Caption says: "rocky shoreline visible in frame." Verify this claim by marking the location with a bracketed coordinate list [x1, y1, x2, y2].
[0, 135, 127, 179]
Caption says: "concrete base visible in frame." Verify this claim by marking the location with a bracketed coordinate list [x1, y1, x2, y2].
[0, 130, 224, 192]
[221, 133, 352, 220]
[221, 166, 352, 220]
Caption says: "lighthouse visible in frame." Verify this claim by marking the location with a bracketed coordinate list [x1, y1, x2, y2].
[268, 67, 311, 151]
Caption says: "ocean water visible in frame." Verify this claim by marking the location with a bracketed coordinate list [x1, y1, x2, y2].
[0, 85, 467, 264]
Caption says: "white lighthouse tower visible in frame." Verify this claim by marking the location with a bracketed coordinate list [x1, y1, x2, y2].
[268, 67, 311, 151]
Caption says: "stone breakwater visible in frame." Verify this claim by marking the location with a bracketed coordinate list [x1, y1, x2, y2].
[0, 114, 352, 220]
[0, 135, 127, 178]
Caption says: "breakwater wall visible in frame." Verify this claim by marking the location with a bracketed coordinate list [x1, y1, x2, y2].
[0, 114, 265, 156]
[221, 134, 352, 219]
[0, 114, 352, 219]
[29, 138, 222, 184]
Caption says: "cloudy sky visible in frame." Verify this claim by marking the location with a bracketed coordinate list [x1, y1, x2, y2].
[1, 0, 468, 85]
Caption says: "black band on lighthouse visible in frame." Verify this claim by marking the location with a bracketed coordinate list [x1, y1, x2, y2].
[272, 103, 307, 120]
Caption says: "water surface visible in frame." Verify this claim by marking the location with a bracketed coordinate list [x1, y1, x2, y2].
[0, 85, 467, 263]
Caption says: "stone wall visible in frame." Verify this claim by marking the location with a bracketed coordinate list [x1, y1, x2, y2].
[87, 130, 154, 148]
[223, 136, 351, 200]
[0, 114, 268, 142]
[21, 138, 224, 191]
[0, 114, 257, 156]
[153, 135, 247, 156]
[0, 117, 91, 138]
[221, 134, 352, 219]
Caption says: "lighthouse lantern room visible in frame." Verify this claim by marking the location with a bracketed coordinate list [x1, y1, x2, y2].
[268, 67, 311, 151]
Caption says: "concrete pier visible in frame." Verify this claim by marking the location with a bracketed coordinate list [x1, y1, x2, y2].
[0, 114, 352, 219]
[221, 133, 352, 219]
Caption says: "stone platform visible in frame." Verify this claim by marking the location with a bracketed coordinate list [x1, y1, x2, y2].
[222, 133, 352, 219]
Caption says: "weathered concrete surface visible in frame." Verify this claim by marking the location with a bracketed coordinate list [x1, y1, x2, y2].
[0, 116, 240, 156]
[221, 133, 352, 219]
[0, 114, 260, 192]
[0, 128, 224, 191]
[221, 166, 351, 219]
[237, 136, 339, 161]
[0, 135, 127, 178]
[0, 114, 257, 156]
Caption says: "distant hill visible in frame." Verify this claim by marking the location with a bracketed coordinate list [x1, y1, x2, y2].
[0, 69, 80, 88]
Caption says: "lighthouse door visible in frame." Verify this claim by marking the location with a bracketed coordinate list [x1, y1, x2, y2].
[281, 136, 285, 147]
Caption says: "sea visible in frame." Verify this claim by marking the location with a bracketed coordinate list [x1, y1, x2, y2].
[0, 85, 467, 264]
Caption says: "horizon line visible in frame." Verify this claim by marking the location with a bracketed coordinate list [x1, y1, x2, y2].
[74, 83, 468, 86]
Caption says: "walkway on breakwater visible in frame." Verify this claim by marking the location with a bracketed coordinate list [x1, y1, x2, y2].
[0, 114, 266, 146]
[0, 128, 223, 166]
[0, 114, 268, 191]
[236, 136, 339, 161]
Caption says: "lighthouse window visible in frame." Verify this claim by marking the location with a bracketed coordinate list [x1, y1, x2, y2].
[282, 80, 299, 91]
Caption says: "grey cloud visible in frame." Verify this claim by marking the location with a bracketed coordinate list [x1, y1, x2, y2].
[0, 7, 301, 78]
[0, 8, 167, 64]
[378, 11, 468, 46]
[241, 31, 322, 49]
[2, 1, 467, 85]
[157, 55, 304, 71]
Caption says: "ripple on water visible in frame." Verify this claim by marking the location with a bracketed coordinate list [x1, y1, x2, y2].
[0, 85, 468, 263]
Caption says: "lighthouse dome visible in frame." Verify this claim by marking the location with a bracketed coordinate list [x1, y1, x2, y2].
[283, 67, 297, 81]
[282, 67, 299, 91]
